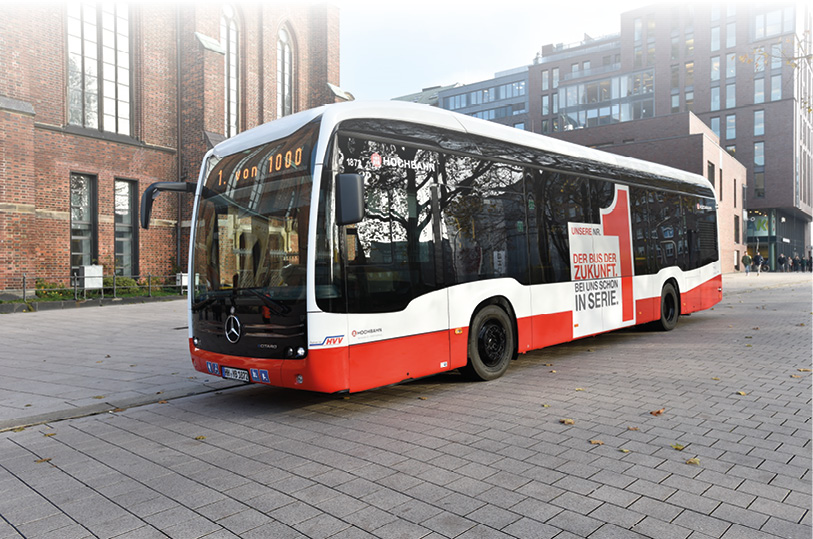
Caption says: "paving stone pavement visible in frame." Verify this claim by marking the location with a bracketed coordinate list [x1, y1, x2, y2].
[0, 272, 810, 538]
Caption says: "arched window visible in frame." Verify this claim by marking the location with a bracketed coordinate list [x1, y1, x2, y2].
[221, 5, 239, 137]
[277, 27, 294, 118]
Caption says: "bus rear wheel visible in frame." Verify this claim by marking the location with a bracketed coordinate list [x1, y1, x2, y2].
[656, 282, 680, 331]
[462, 305, 514, 381]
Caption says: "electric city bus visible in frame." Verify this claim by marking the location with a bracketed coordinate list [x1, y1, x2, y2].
[141, 101, 721, 393]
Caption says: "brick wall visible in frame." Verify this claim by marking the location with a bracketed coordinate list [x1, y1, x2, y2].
[0, 4, 340, 295]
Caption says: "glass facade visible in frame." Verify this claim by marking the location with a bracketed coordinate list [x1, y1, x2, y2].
[555, 70, 654, 131]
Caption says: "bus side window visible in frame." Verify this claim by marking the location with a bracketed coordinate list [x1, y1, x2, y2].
[630, 186, 653, 275]
[538, 172, 589, 283]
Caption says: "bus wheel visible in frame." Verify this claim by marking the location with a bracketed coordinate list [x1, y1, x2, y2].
[657, 282, 680, 331]
[463, 305, 514, 381]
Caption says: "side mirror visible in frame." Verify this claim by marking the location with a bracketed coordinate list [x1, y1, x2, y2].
[140, 181, 197, 229]
[335, 174, 365, 226]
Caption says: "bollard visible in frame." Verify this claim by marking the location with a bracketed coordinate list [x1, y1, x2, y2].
[22, 273, 27, 302]
[148, 274, 152, 297]
[113, 272, 117, 299]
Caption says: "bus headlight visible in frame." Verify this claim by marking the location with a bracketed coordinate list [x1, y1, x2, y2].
[296, 347, 306, 358]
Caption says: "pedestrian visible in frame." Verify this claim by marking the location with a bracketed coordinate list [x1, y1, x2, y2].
[794, 254, 801, 272]
[778, 253, 786, 272]
[742, 253, 752, 275]
[754, 253, 763, 275]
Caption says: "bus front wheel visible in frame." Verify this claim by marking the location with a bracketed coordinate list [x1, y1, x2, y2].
[462, 305, 514, 381]
[656, 282, 680, 331]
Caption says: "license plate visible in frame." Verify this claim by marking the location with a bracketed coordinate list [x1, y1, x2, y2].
[221, 367, 250, 382]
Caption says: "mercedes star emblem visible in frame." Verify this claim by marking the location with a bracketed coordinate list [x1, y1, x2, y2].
[225, 315, 242, 344]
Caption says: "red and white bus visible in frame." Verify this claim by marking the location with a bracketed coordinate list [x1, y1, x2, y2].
[141, 101, 721, 393]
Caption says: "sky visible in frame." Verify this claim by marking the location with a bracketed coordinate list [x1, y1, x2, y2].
[337, 0, 656, 101]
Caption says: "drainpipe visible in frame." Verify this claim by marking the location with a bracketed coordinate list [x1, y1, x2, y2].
[176, 5, 183, 270]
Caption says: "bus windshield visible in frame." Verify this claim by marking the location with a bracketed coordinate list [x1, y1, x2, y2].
[192, 123, 318, 309]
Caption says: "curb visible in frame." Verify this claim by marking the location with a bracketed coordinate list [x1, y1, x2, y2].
[0, 295, 186, 314]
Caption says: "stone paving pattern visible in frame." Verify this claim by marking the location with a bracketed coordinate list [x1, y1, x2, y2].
[0, 272, 810, 538]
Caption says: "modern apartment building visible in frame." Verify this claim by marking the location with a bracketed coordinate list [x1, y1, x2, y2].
[437, 67, 530, 130]
[439, 2, 813, 269]
[0, 4, 340, 296]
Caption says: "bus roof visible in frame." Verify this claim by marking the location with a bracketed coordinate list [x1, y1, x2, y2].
[212, 101, 715, 196]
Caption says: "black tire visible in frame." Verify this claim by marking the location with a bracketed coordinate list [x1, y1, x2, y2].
[656, 282, 680, 331]
[462, 305, 515, 381]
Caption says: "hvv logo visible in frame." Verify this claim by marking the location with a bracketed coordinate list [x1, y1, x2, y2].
[311, 335, 345, 347]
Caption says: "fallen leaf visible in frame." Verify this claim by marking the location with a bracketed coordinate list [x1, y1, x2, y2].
[650, 408, 666, 416]
[744, 336, 752, 339]
[112, 408, 126, 413]
[158, 400, 169, 404]
[797, 323, 806, 327]
[543, 363, 553, 366]
[35, 458, 51, 464]
[575, 388, 585, 391]
[96, 360, 104, 364]
[799, 368, 812, 372]
[560, 418, 575, 425]
[790, 375, 801, 378]
[752, 327, 759, 330]
[541, 404, 551, 408]
[685, 457, 701, 465]
[711, 377, 720, 381]
[619, 448, 631, 453]
[92, 395, 105, 399]
[24, 404, 32, 407]
[106, 354, 111, 358]
[589, 439, 604, 445]
[418, 396, 427, 400]
[671, 443, 685, 451]
[627, 426, 639, 431]
[745, 344, 753, 347]
[736, 391, 747, 396]
[156, 391, 163, 395]
[12, 427, 25, 432]
[550, 370, 557, 373]
[43, 433, 56, 437]
[194, 436, 206, 440]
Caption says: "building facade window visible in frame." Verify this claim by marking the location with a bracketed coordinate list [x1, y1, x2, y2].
[685, 90, 694, 112]
[277, 27, 294, 118]
[685, 30, 694, 56]
[710, 56, 720, 81]
[754, 109, 764, 136]
[771, 75, 781, 100]
[726, 114, 736, 140]
[726, 22, 736, 48]
[67, 3, 131, 135]
[754, 78, 765, 103]
[710, 116, 720, 138]
[710, 26, 720, 51]
[671, 93, 680, 113]
[114, 180, 138, 276]
[754, 141, 765, 166]
[221, 5, 239, 137]
[685, 61, 694, 87]
[726, 53, 737, 78]
[541, 70, 549, 91]
[725, 83, 735, 108]
[70, 173, 97, 274]
[711, 86, 720, 111]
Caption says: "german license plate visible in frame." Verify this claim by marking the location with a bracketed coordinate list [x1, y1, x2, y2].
[221, 367, 250, 382]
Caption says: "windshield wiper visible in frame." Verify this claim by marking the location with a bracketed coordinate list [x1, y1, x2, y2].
[242, 288, 291, 316]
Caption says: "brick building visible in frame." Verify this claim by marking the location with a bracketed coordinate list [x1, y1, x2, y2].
[438, 2, 812, 270]
[0, 3, 340, 297]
